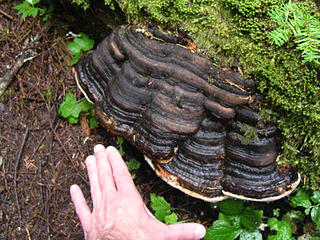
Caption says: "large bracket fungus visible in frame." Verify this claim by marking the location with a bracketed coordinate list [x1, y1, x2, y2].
[75, 25, 300, 202]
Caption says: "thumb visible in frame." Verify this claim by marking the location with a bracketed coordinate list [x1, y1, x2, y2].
[165, 223, 206, 240]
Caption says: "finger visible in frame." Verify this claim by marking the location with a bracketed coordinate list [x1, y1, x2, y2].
[144, 205, 157, 219]
[105, 146, 136, 193]
[70, 184, 91, 233]
[94, 144, 117, 194]
[86, 155, 101, 207]
[166, 223, 206, 240]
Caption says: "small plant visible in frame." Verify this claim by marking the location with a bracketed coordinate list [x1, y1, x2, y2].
[150, 193, 178, 225]
[43, 86, 53, 103]
[125, 158, 141, 179]
[67, 33, 94, 65]
[267, 1, 320, 64]
[289, 189, 320, 235]
[13, 0, 53, 20]
[204, 189, 320, 240]
[115, 136, 125, 156]
[58, 92, 98, 128]
[114, 136, 141, 178]
[266, 189, 320, 240]
[238, 123, 259, 145]
[205, 199, 263, 240]
[267, 217, 295, 240]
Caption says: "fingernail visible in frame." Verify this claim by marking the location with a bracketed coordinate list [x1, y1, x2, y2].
[194, 226, 206, 239]
[85, 155, 95, 165]
[105, 146, 116, 154]
[94, 144, 105, 153]
[70, 184, 78, 194]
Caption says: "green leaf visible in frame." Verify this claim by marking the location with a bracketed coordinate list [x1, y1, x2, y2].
[116, 136, 124, 145]
[42, 5, 53, 21]
[22, 9, 32, 18]
[126, 158, 141, 171]
[74, 37, 94, 51]
[67, 34, 94, 56]
[311, 191, 320, 204]
[89, 115, 99, 129]
[267, 218, 294, 240]
[29, 7, 38, 17]
[273, 208, 280, 218]
[68, 115, 79, 124]
[150, 193, 172, 222]
[164, 212, 178, 225]
[79, 32, 91, 40]
[240, 208, 263, 231]
[13, 0, 46, 19]
[67, 33, 94, 64]
[309, 238, 320, 240]
[218, 199, 244, 215]
[311, 206, 320, 231]
[305, 207, 312, 215]
[205, 220, 242, 240]
[267, 1, 320, 64]
[70, 54, 82, 65]
[67, 42, 82, 55]
[13, 2, 28, 11]
[58, 93, 82, 124]
[289, 189, 312, 209]
[282, 210, 305, 225]
[218, 213, 241, 229]
[80, 98, 93, 112]
[239, 230, 262, 240]
[268, 28, 291, 46]
[116, 136, 125, 155]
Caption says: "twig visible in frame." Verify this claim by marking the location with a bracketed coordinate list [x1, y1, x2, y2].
[0, 22, 51, 97]
[45, 121, 57, 240]
[0, 9, 13, 20]
[0, 135, 10, 141]
[26, 226, 32, 240]
[0, 49, 37, 96]
[24, 134, 46, 164]
[44, 181, 51, 240]
[49, 121, 89, 185]
[35, 135, 50, 239]
[13, 127, 29, 226]
[37, 88, 89, 185]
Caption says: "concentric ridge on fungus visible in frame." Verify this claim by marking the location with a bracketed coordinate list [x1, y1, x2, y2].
[75, 25, 300, 202]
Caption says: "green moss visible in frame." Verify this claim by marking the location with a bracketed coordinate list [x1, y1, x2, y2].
[69, 0, 90, 9]
[70, 0, 320, 190]
[237, 123, 259, 145]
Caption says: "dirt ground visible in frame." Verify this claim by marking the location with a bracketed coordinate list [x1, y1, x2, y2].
[0, 2, 218, 239]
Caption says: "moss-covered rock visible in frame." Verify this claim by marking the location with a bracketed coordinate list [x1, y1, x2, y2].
[69, 0, 320, 191]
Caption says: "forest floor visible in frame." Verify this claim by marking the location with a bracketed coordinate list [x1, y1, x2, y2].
[0, 1, 219, 239]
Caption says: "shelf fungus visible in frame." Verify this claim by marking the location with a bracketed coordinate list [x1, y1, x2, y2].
[75, 25, 300, 202]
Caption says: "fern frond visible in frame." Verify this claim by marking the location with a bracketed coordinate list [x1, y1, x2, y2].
[295, 25, 320, 65]
[269, 8, 286, 25]
[267, 1, 320, 65]
[268, 27, 291, 46]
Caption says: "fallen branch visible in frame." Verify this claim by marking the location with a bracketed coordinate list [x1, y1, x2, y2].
[0, 49, 37, 97]
[0, 9, 14, 20]
[0, 22, 51, 97]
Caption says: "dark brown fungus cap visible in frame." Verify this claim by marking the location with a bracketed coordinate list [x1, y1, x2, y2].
[75, 25, 300, 202]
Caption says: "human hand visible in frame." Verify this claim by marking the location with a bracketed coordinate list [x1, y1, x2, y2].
[70, 144, 206, 240]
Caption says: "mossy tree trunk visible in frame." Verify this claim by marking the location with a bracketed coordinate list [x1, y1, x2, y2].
[65, 0, 320, 191]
